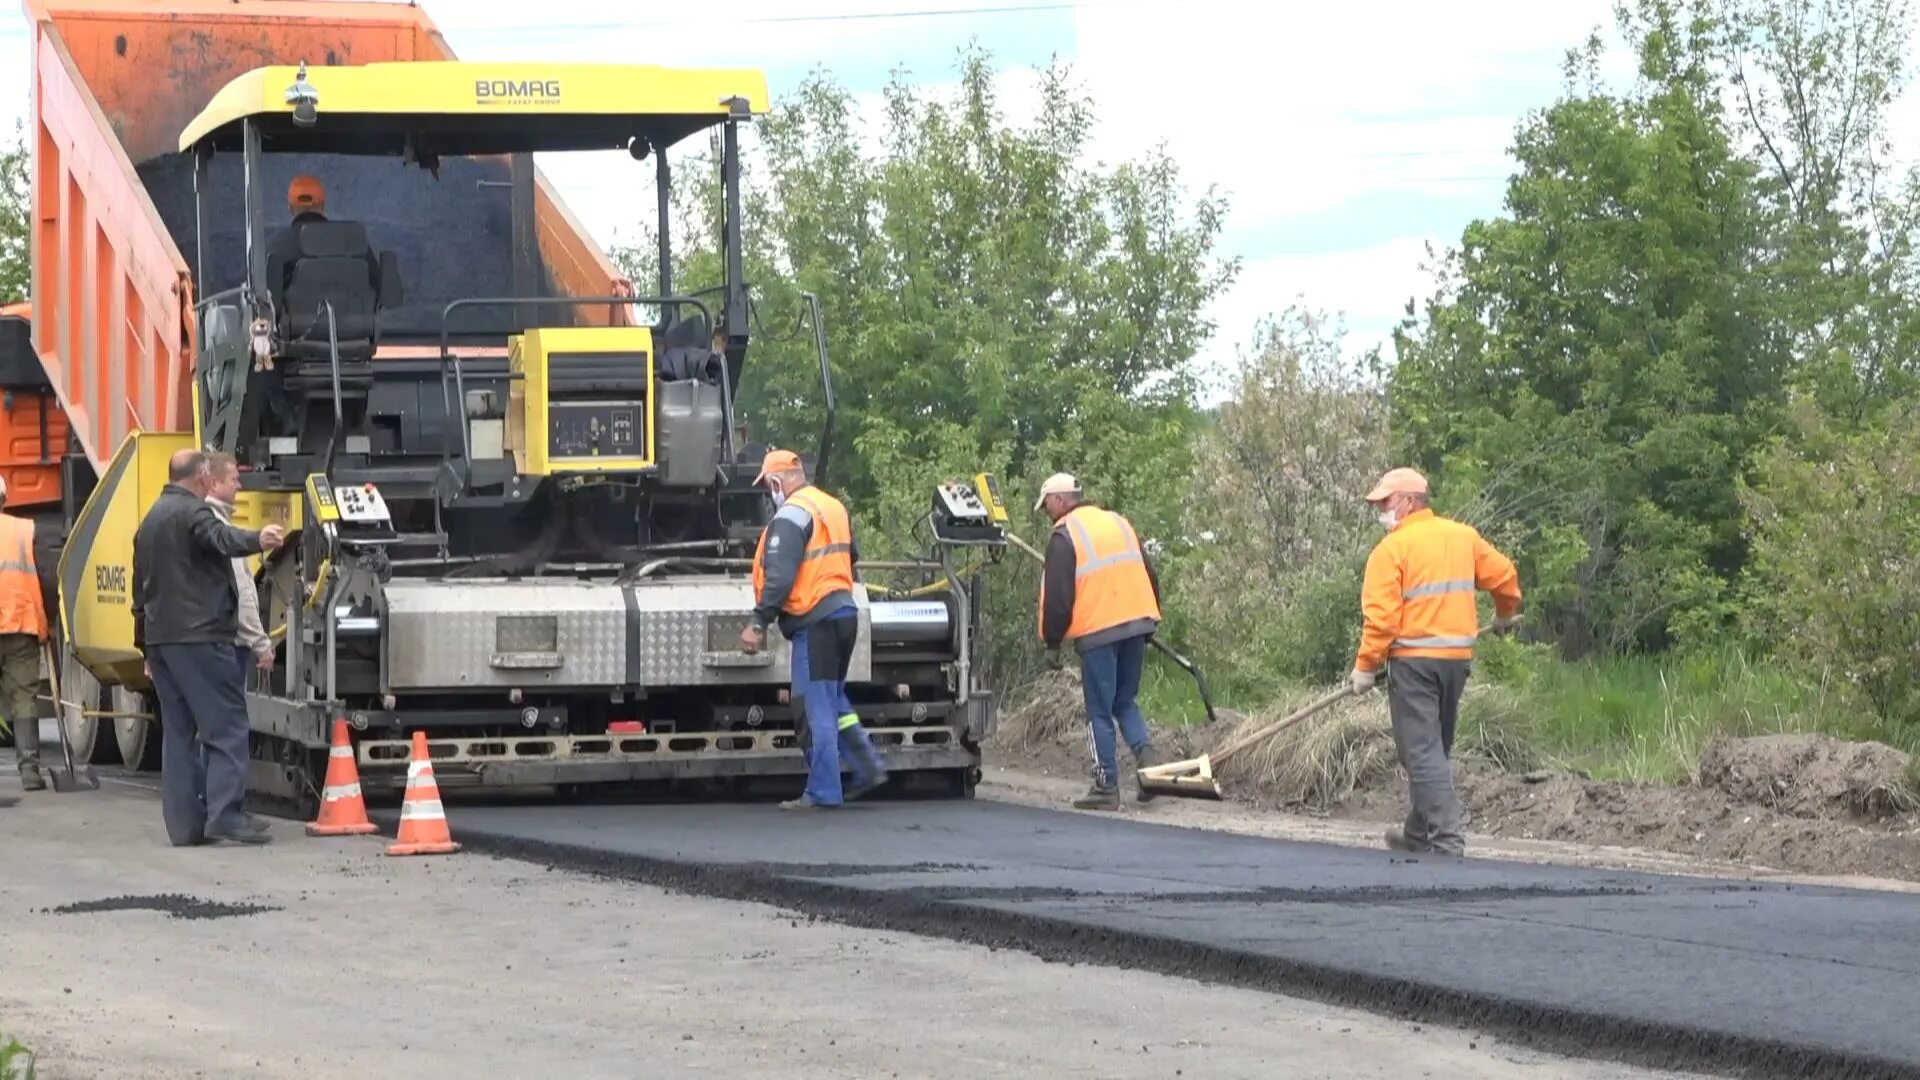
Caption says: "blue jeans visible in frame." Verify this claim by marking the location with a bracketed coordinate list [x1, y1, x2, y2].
[791, 608, 884, 805]
[1080, 634, 1151, 789]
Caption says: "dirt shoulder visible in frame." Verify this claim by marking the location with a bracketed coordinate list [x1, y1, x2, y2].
[990, 672, 1920, 891]
[0, 781, 1684, 1080]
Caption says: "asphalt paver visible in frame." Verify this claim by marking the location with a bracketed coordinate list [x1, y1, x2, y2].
[430, 798, 1920, 1079]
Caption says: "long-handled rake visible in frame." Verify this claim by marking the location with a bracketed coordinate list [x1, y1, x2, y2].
[1134, 685, 1354, 801]
[1135, 618, 1514, 801]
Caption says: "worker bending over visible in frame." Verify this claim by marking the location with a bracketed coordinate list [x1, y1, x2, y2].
[1035, 472, 1163, 811]
[1350, 468, 1520, 856]
[0, 476, 49, 803]
[740, 449, 887, 810]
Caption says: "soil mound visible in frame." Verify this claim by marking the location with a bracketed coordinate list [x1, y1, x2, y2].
[1697, 733, 1917, 821]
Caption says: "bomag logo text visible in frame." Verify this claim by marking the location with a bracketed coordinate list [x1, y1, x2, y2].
[94, 563, 128, 605]
[475, 79, 563, 105]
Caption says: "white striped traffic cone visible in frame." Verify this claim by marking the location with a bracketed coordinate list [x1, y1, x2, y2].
[306, 718, 378, 837]
[385, 731, 460, 856]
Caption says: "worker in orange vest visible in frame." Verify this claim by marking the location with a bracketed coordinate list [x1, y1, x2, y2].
[740, 448, 887, 810]
[0, 475, 50, 803]
[1035, 472, 1164, 811]
[1351, 467, 1521, 856]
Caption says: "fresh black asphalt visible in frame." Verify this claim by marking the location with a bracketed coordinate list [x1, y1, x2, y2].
[420, 797, 1920, 1080]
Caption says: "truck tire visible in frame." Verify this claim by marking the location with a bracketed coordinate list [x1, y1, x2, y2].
[112, 686, 161, 771]
[57, 645, 118, 766]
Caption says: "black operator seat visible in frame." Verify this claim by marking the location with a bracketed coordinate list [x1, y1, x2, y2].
[655, 310, 715, 382]
[271, 219, 404, 364]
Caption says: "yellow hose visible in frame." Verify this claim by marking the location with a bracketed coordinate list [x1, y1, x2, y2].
[867, 559, 989, 598]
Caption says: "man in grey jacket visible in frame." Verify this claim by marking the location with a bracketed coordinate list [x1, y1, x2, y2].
[204, 455, 275, 677]
[132, 449, 284, 846]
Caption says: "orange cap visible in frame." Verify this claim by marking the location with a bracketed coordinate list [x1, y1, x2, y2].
[1363, 467, 1428, 503]
[753, 448, 802, 485]
[288, 174, 326, 213]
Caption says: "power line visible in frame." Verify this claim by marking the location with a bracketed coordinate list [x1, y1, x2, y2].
[446, 0, 1129, 35]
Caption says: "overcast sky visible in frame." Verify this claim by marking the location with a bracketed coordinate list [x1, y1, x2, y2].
[5, 0, 1918, 394]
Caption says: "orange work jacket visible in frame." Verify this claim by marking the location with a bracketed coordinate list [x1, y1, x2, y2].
[1355, 508, 1519, 671]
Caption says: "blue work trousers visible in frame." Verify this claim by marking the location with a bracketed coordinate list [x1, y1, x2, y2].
[1080, 634, 1151, 789]
[791, 610, 884, 805]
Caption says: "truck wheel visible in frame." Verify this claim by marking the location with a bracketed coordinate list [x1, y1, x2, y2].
[57, 646, 117, 766]
[112, 687, 161, 771]
[944, 766, 979, 800]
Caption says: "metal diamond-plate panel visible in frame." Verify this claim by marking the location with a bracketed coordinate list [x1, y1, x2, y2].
[386, 579, 628, 689]
[628, 580, 874, 687]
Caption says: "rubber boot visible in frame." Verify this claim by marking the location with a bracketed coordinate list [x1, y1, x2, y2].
[17, 756, 44, 793]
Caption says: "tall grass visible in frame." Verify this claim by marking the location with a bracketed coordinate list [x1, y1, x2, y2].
[1463, 638, 1900, 784]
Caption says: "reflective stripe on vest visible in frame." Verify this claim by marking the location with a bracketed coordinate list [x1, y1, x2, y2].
[1394, 634, 1479, 649]
[1041, 505, 1161, 642]
[1403, 579, 1473, 601]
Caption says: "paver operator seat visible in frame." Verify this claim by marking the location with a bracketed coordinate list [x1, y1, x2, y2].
[263, 176, 402, 364]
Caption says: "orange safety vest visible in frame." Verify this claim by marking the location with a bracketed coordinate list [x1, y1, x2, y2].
[751, 485, 855, 618]
[1355, 508, 1521, 670]
[0, 514, 47, 640]
[1038, 505, 1161, 641]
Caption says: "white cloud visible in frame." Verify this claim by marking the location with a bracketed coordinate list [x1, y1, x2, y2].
[7, 0, 1920, 390]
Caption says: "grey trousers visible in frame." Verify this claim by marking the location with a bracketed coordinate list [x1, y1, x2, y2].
[1, 633, 40, 771]
[148, 642, 251, 846]
[1388, 657, 1469, 855]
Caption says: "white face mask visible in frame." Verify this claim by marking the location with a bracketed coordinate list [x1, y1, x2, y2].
[1377, 509, 1398, 530]
[768, 483, 785, 508]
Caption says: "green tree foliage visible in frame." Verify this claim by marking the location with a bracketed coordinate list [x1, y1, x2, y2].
[1742, 398, 1920, 726]
[1174, 308, 1389, 690]
[615, 47, 1236, 678]
[1389, 0, 1919, 660]
[0, 123, 28, 303]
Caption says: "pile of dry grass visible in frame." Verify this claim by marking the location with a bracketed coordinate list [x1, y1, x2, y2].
[1214, 691, 1397, 811]
[997, 668, 1087, 749]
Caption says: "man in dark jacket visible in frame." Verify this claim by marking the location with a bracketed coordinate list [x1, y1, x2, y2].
[132, 449, 284, 846]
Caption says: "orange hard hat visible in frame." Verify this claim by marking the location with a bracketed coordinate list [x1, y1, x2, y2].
[753, 448, 802, 485]
[1363, 467, 1429, 503]
[288, 174, 326, 212]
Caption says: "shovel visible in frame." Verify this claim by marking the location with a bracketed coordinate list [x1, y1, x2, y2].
[43, 642, 98, 793]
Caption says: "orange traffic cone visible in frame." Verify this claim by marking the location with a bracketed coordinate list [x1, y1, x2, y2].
[386, 731, 460, 856]
[307, 718, 379, 837]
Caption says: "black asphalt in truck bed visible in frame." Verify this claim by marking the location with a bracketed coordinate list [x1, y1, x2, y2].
[422, 798, 1920, 1080]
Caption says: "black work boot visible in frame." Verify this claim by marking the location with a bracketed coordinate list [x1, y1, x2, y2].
[1072, 783, 1120, 811]
[1132, 744, 1163, 803]
[18, 759, 45, 793]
